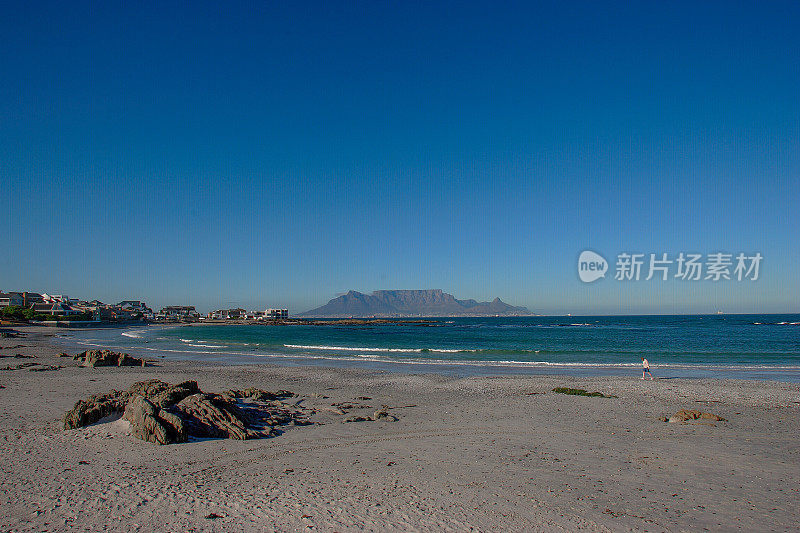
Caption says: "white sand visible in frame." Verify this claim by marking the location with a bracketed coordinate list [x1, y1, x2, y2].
[1, 326, 799, 532]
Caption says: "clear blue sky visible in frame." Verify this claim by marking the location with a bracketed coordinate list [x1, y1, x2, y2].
[2, 1, 798, 314]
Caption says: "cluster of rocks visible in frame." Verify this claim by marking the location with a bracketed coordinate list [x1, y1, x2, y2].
[64, 379, 312, 444]
[663, 409, 727, 424]
[62, 349, 147, 367]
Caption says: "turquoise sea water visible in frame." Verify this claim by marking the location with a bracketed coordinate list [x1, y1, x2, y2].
[58, 315, 800, 381]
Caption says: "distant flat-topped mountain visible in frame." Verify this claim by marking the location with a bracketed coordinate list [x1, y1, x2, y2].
[298, 289, 530, 317]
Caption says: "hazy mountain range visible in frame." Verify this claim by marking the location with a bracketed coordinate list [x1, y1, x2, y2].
[298, 289, 530, 317]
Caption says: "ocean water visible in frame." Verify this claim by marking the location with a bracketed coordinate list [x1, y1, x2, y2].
[58, 315, 800, 381]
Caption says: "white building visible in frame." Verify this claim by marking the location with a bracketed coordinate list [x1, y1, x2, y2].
[265, 308, 289, 320]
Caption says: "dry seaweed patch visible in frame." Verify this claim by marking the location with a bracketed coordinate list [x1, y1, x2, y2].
[64, 379, 313, 444]
[552, 387, 617, 398]
[661, 409, 727, 425]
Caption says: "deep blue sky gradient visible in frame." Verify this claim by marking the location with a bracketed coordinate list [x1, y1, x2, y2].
[2, 1, 798, 314]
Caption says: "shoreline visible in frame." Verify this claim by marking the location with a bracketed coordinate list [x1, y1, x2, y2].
[1, 326, 799, 531]
[48, 323, 800, 384]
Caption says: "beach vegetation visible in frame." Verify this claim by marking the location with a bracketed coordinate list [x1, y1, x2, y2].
[552, 387, 617, 398]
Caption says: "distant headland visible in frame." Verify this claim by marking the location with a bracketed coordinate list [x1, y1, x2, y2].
[297, 289, 531, 318]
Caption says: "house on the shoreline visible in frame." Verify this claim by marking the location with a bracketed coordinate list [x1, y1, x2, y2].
[0, 292, 44, 308]
[206, 308, 247, 320]
[0, 291, 80, 315]
[117, 300, 154, 319]
[30, 301, 80, 316]
[251, 308, 289, 320]
[158, 306, 200, 321]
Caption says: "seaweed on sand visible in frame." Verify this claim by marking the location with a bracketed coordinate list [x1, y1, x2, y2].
[552, 387, 617, 398]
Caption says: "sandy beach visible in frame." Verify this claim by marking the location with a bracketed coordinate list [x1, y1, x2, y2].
[1, 326, 799, 532]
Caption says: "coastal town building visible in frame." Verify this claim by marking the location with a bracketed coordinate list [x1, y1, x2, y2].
[0, 292, 25, 307]
[0, 291, 80, 315]
[158, 306, 200, 321]
[29, 301, 80, 316]
[250, 308, 289, 320]
[41, 294, 71, 303]
[117, 301, 154, 319]
[3, 289, 289, 324]
[0, 292, 44, 308]
[206, 308, 248, 320]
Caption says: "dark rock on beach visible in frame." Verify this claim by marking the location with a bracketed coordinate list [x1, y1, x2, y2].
[344, 415, 372, 423]
[373, 407, 398, 421]
[64, 390, 128, 429]
[65, 380, 309, 444]
[72, 349, 147, 367]
[128, 379, 200, 407]
[172, 393, 257, 440]
[124, 395, 188, 444]
[28, 364, 59, 371]
[343, 407, 398, 423]
[1, 362, 39, 371]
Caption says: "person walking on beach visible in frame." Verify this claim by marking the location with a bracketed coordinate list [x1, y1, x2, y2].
[641, 357, 653, 380]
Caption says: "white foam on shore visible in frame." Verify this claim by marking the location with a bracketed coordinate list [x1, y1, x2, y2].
[283, 344, 540, 354]
[69, 341, 800, 372]
[121, 331, 142, 338]
[184, 343, 225, 348]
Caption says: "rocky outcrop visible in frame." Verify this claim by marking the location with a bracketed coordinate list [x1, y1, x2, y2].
[172, 393, 256, 440]
[64, 390, 128, 429]
[124, 395, 188, 444]
[667, 409, 727, 423]
[72, 349, 146, 367]
[65, 380, 310, 444]
[128, 379, 200, 407]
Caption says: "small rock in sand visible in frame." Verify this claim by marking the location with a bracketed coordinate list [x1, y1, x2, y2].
[28, 364, 59, 372]
[1, 362, 38, 371]
[667, 409, 727, 423]
[344, 415, 372, 423]
[373, 408, 398, 422]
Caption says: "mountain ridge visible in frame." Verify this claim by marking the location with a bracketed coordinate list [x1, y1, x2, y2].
[297, 289, 530, 317]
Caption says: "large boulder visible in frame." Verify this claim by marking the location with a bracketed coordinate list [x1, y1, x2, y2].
[64, 390, 127, 429]
[73, 349, 146, 368]
[124, 395, 187, 444]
